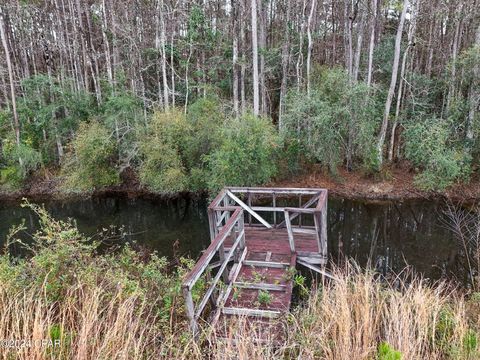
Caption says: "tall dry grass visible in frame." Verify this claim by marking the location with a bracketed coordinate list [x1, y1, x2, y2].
[1, 202, 479, 359]
[287, 265, 469, 360]
[0, 262, 479, 359]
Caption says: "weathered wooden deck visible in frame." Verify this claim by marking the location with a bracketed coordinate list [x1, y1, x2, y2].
[182, 187, 328, 340]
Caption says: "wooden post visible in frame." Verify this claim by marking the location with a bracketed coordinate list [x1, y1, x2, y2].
[273, 192, 276, 227]
[238, 211, 246, 250]
[320, 206, 328, 258]
[183, 286, 198, 335]
[207, 208, 216, 242]
[247, 192, 252, 225]
[205, 268, 218, 304]
[284, 210, 295, 252]
[313, 211, 322, 255]
[298, 195, 302, 227]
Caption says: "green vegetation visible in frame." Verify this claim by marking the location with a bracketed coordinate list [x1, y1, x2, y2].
[2, 206, 480, 359]
[206, 113, 280, 192]
[62, 122, 120, 191]
[283, 68, 381, 174]
[404, 118, 471, 190]
[2, 60, 478, 194]
[1, 0, 480, 194]
[378, 342, 402, 360]
[257, 290, 272, 306]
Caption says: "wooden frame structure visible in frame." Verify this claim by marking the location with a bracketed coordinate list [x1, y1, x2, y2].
[182, 187, 328, 335]
[209, 187, 328, 262]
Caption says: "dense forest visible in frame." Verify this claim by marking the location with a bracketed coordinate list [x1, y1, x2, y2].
[0, 0, 479, 193]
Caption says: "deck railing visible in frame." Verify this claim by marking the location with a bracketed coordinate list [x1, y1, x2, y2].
[181, 208, 246, 334]
[207, 187, 327, 257]
[182, 187, 329, 334]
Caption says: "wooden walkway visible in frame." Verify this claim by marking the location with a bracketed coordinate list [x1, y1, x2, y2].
[182, 187, 328, 340]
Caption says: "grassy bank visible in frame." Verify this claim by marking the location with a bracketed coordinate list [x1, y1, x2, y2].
[1, 204, 479, 359]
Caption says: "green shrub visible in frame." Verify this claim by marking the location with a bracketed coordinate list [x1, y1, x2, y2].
[138, 98, 225, 193]
[377, 342, 402, 360]
[206, 113, 280, 192]
[404, 118, 471, 191]
[282, 67, 381, 174]
[0, 135, 42, 189]
[62, 122, 120, 191]
[1, 200, 193, 332]
[138, 110, 189, 193]
[183, 96, 224, 169]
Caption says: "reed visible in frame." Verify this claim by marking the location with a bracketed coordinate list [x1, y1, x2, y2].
[1, 203, 479, 359]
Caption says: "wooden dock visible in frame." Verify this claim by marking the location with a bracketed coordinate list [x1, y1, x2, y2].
[182, 187, 328, 339]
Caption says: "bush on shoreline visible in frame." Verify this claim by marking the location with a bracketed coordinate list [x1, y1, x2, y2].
[61, 122, 120, 192]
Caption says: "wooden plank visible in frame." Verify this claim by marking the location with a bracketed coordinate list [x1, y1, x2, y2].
[234, 282, 286, 291]
[284, 210, 295, 252]
[222, 307, 282, 318]
[313, 211, 322, 255]
[265, 251, 272, 261]
[208, 189, 227, 210]
[229, 247, 248, 282]
[226, 187, 326, 194]
[277, 193, 321, 228]
[297, 259, 339, 281]
[183, 208, 242, 289]
[243, 260, 290, 268]
[292, 227, 317, 235]
[195, 229, 245, 319]
[273, 192, 277, 226]
[250, 206, 288, 212]
[210, 247, 248, 329]
[226, 190, 272, 229]
[216, 210, 229, 227]
[297, 254, 328, 265]
[284, 207, 316, 214]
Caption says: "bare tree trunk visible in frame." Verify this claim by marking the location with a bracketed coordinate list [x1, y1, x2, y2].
[447, 4, 463, 110]
[232, 0, 239, 116]
[258, 0, 267, 114]
[366, 0, 377, 87]
[465, 24, 480, 153]
[101, 0, 114, 87]
[352, 7, 365, 82]
[306, 0, 316, 95]
[154, 3, 164, 108]
[388, 0, 417, 162]
[376, 0, 407, 167]
[279, 0, 292, 129]
[240, 0, 246, 113]
[296, 0, 307, 91]
[251, 0, 259, 115]
[0, 7, 20, 145]
[171, 33, 175, 107]
[159, 0, 169, 109]
[80, 0, 102, 102]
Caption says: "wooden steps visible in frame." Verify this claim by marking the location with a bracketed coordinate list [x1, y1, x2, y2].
[213, 249, 296, 341]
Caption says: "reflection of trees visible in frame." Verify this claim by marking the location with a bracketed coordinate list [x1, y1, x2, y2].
[444, 203, 480, 290]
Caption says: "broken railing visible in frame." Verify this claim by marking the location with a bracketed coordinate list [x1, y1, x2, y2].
[208, 187, 328, 259]
[181, 208, 246, 334]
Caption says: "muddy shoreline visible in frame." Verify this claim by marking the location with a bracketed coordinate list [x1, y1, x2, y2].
[1, 167, 479, 204]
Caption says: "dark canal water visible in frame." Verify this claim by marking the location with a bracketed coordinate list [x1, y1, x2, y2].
[0, 196, 465, 282]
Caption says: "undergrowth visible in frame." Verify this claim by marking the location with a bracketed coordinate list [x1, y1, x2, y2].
[0, 203, 479, 359]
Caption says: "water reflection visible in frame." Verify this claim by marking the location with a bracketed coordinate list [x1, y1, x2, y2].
[0, 196, 464, 282]
[328, 198, 460, 281]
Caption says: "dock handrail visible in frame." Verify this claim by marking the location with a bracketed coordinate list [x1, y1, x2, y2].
[182, 208, 246, 334]
[207, 188, 327, 257]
